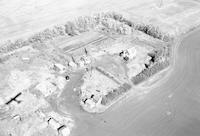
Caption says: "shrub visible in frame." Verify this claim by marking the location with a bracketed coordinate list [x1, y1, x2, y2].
[53, 25, 66, 36]
[64, 21, 78, 36]
[110, 12, 124, 22]
[101, 96, 108, 105]
[75, 16, 89, 32]
[148, 49, 163, 63]
[122, 83, 132, 90]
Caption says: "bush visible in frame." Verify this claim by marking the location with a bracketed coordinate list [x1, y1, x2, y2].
[110, 12, 124, 22]
[123, 19, 135, 27]
[75, 16, 89, 32]
[101, 96, 108, 105]
[53, 25, 66, 36]
[122, 83, 132, 90]
[64, 21, 78, 36]
[28, 33, 43, 43]
[13, 39, 28, 48]
[148, 49, 164, 63]
[42, 29, 57, 40]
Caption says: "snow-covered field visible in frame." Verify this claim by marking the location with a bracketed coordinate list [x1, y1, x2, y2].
[1, 0, 200, 42]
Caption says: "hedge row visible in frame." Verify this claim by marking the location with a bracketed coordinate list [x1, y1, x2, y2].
[132, 60, 170, 85]
[105, 12, 173, 42]
[101, 83, 132, 105]
[0, 12, 172, 54]
[0, 25, 66, 53]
